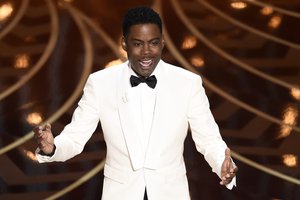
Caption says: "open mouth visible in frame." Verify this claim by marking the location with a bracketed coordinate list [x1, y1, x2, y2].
[139, 59, 153, 68]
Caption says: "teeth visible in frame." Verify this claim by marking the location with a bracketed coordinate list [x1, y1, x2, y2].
[140, 59, 152, 67]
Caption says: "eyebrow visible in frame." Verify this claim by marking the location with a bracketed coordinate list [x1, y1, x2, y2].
[131, 37, 161, 42]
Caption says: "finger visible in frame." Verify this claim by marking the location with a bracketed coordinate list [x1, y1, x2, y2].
[37, 131, 50, 141]
[40, 140, 50, 149]
[226, 173, 235, 180]
[45, 123, 51, 131]
[221, 174, 234, 185]
[33, 126, 42, 135]
[38, 141, 45, 149]
[37, 134, 48, 143]
[34, 131, 43, 140]
[40, 132, 48, 139]
[230, 165, 238, 173]
[220, 178, 230, 185]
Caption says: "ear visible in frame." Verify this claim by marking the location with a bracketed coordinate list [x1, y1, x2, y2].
[162, 35, 165, 50]
[121, 37, 127, 51]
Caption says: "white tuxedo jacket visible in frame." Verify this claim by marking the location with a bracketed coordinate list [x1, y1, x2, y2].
[37, 60, 232, 200]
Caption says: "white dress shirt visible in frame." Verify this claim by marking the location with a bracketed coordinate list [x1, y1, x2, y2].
[128, 65, 157, 159]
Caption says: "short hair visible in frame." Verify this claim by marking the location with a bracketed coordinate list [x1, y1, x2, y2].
[122, 6, 163, 38]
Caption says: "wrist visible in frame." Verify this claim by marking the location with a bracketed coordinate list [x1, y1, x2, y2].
[39, 145, 56, 157]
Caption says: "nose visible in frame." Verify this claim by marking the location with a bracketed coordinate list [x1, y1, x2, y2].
[141, 43, 150, 55]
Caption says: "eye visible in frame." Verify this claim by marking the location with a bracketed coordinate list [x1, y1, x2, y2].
[150, 40, 160, 46]
[133, 42, 142, 47]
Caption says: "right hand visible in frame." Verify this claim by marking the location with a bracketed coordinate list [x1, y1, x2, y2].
[33, 123, 54, 155]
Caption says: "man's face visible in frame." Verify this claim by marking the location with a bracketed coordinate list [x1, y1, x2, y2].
[122, 23, 164, 77]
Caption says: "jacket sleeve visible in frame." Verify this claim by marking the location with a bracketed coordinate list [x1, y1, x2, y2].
[36, 74, 100, 163]
[187, 76, 236, 189]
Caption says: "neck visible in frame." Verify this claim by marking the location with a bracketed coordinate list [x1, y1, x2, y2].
[130, 63, 148, 78]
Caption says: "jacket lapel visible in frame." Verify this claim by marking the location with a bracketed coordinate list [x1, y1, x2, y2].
[117, 64, 144, 170]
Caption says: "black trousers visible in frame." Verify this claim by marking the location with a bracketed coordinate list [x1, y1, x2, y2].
[144, 188, 148, 200]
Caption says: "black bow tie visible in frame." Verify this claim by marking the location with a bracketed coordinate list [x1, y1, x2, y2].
[130, 75, 157, 89]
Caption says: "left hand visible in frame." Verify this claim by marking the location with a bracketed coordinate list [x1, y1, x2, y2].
[220, 148, 238, 186]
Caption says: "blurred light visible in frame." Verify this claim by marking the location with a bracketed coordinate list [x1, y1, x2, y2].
[268, 15, 282, 29]
[14, 54, 30, 69]
[190, 55, 205, 68]
[105, 59, 123, 68]
[0, 2, 13, 22]
[282, 154, 298, 167]
[23, 149, 38, 162]
[215, 33, 227, 41]
[278, 105, 298, 139]
[230, 1, 248, 10]
[291, 87, 300, 100]
[58, 0, 74, 7]
[279, 125, 292, 139]
[24, 36, 36, 43]
[26, 112, 43, 125]
[260, 6, 274, 16]
[181, 35, 197, 50]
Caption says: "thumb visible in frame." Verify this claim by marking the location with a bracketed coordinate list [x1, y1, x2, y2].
[223, 148, 231, 172]
[225, 148, 231, 161]
[45, 123, 51, 131]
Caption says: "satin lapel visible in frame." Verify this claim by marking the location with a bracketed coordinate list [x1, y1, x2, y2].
[117, 65, 144, 170]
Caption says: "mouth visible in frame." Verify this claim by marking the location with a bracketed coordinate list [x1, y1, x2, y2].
[139, 59, 153, 68]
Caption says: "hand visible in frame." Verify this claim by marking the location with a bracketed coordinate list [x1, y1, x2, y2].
[33, 123, 54, 155]
[220, 148, 238, 186]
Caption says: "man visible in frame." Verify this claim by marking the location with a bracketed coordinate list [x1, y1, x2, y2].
[34, 6, 237, 200]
